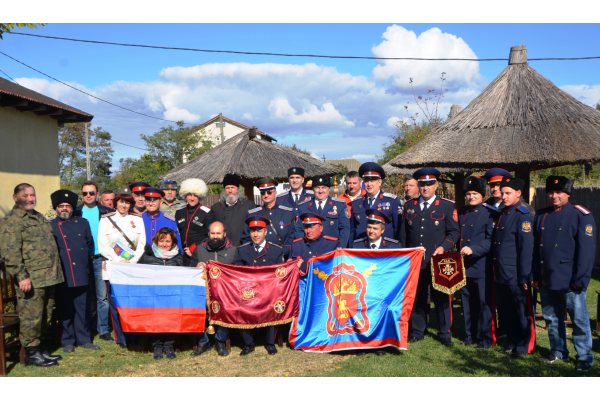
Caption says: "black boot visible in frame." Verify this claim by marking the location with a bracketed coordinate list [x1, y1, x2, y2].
[40, 344, 63, 361]
[164, 345, 176, 359]
[215, 341, 229, 357]
[25, 346, 58, 367]
[153, 344, 164, 360]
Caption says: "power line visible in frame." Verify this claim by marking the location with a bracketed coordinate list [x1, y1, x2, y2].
[110, 139, 149, 152]
[7, 31, 600, 62]
[0, 67, 18, 83]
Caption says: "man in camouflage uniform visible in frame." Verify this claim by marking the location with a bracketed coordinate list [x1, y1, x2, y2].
[0, 183, 65, 367]
[159, 179, 186, 217]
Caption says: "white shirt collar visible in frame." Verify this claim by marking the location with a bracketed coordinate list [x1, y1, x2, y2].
[419, 195, 436, 207]
[367, 190, 380, 200]
[254, 240, 266, 252]
[368, 237, 383, 249]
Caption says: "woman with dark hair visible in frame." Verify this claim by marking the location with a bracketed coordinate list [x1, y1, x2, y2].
[139, 227, 184, 359]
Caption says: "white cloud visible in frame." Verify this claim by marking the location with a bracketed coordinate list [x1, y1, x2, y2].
[268, 98, 354, 127]
[163, 106, 201, 122]
[242, 112, 254, 120]
[351, 154, 377, 161]
[367, 122, 379, 127]
[560, 84, 600, 107]
[387, 116, 401, 127]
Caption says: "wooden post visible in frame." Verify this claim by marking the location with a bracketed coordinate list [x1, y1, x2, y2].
[218, 113, 225, 144]
[453, 172, 467, 208]
[240, 177, 255, 203]
[509, 44, 527, 65]
[515, 168, 531, 203]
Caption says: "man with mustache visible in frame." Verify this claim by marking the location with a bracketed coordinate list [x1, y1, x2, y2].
[158, 180, 186, 217]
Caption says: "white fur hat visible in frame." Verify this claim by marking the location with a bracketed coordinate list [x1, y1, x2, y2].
[179, 178, 208, 199]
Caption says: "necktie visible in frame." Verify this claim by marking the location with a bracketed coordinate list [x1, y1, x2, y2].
[423, 202, 429, 212]
[369, 198, 374, 208]
[318, 201, 323, 212]
[255, 245, 261, 253]
[295, 194, 299, 205]
[371, 243, 377, 249]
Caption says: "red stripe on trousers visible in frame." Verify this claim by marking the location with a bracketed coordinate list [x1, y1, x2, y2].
[525, 288, 536, 354]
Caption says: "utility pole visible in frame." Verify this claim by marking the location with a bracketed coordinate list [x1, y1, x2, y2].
[219, 113, 225, 145]
[85, 122, 91, 180]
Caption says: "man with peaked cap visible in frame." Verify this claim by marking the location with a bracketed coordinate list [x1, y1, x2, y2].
[159, 180, 186, 217]
[129, 181, 150, 214]
[493, 177, 536, 358]
[235, 215, 285, 356]
[49, 189, 100, 353]
[175, 178, 212, 265]
[457, 176, 499, 349]
[350, 162, 401, 242]
[483, 168, 535, 215]
[294, 175, 350, 247]
[277, 167, 314, 210]
[399, 167, 460, 347]
[241, 178, 296, 257]
[141, 187, 183, 252]
[209, 174, 257, 246]
[533, 176, 595, 371]
[291, 212, 340, 275]
[352, 209, 402, 249]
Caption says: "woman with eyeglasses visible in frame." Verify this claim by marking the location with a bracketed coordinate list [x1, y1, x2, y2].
[97, 192, 146, 348]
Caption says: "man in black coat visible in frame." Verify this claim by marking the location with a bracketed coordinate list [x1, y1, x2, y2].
[399, 168, 460, 346]
[50, 190, 99, 353]
[175, 178, 212, 266]
[208, 174, 257, 246]
[457, 176, 499, 349]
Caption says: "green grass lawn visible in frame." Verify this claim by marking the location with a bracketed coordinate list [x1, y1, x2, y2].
[4, 270, 600, 377]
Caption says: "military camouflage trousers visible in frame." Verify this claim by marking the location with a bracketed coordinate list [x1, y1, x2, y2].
[16, 285, 55, 348]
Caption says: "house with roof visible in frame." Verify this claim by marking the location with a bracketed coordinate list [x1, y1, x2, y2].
[0, 77, 93, 216]
[192, 114, 277, 146]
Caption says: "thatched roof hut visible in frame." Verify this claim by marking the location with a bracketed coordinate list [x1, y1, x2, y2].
[390, 44, 600, 200]
[161, 127, 339, 194]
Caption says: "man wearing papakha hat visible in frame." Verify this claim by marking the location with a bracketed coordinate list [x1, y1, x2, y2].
[209, 174, 257, 246]
[294, 175, 350, 247]
[50, 190, 100, 353]
[174, 178, 212, 266]
[349, 162, 401, 243]
[456, 176, 499, 350]
[399, 167, 459, 347]
[241, 178, 296, 257]
[483, 168, 535, 215]
[158, 179, 186, 217]
[352, 209, 402, 250]
[141, 187, 183, 253]
[493, 177, 536, 358]
[276, 167, 314, 210]
[532, 176, 595, 372]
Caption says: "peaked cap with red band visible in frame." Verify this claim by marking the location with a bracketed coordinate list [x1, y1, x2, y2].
[366, 209, 391, 225]
[245, 215, 269, 229]
[483, 168, 513, 185]
[299, 212, 325, 226]
[129, 181, 150, 194]
[141, 187, 165, 198]
[255, 178, 278, 191]
[358, 162, 386, 180]
[413, 167, 440, 184]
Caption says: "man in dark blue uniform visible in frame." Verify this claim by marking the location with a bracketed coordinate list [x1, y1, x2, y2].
[241, 178, 296, 257]
[493, 177, 535, 357]
[399, 167, 459, 346]
[483, 168, 535, 215]
[294, 175, 350, 247]
[276, 167, 314, 210]
[141, 187, 183, 252]
[236, 215, 285, 356]
[533, 176, 595, 371]
[350, 162, 401, 243]
[291, 213, 340, 275]
[352, 209, 402, 249]
[457, 176, 498, 349]
[129, 181, 150, 214]
[49, 190, 100, 353]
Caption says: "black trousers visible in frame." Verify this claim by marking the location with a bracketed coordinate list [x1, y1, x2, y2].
[241, 326, 276, 346]
[409, 268, 452, 340]
[495, 283, 536, 353]
[55, 283, 92, 346]
[460, 277, 495, 347]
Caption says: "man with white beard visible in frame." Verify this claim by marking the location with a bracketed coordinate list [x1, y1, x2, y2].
[208, 174, 257, 246]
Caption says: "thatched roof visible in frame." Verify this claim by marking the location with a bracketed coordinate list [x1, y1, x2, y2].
[161, 127, 339, 184]
[390, 44, 600, 170]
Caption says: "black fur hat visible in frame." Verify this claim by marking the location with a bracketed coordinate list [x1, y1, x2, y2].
[463, 176, 487, 196]
[499, 177, 525, 191]
[546, 175, 574, 195]
[223, 174, 240, 187]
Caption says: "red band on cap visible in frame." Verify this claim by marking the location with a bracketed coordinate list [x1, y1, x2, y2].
[488, 176, 504, 183]
[144, 192, 162, 198]
[367, 214, 386, 223]
[132, 186, 146, 193]
[249, 220, 267, 228]
[417, 175, 435, 180]
[302, 217, 322, 224]
[259, 183, 276, 189]
[362, 171, 381, 178]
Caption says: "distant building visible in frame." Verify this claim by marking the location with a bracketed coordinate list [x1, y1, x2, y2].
[192, 115, 277, 146]
[0, 77, 93, 217]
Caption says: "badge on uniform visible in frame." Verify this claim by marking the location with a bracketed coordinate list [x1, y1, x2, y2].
[330, 221, 334, 226]
[332, 205, 337, 214]
[452, 209, 458, 222]
[408, 220, 412, 225]
[522, 221, 532, 233]
[131, 221, 136, 228]
[434, 221, 439, 226]
[279, 221, 284, 229]
[586, 224, 593, 236]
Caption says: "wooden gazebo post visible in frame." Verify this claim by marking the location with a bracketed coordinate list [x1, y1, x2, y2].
[240, 177, 255, 203]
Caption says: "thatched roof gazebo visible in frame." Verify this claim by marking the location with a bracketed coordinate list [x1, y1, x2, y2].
[161, 126, 339, 195]
[390, 44, 600, 201]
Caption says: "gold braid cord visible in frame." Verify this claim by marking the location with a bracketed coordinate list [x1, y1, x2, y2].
[430, 253, 467, 295]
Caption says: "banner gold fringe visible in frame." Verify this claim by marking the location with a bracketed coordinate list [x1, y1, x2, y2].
[209, 316, 295, 329]
[430, 253, 467, 295]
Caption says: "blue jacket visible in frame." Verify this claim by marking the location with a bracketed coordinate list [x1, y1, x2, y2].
[350, 191, 401, 243]
[399, 196, 460, 268]
[533, 202, 596, 291]
[352, 237, 402, 249]
[492, 202, 534, 286]
[241, 204, 296, 256]
[236, 241, 286, 266]
[290, 234, 338, 274]
[457, 203, 498, 278]
[142, 211, 183, 252]
[293, 196, 350, 247]
[50, 216, 94, 287]
[276, 188, 314, 211]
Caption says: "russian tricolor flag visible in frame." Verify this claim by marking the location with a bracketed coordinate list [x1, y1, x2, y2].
[107, 262, 206, 333]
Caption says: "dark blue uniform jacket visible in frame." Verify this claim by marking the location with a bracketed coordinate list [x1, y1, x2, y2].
[50, 216, 94, 287]
[291, 234, 338, 274]
[294, 196, 350, 247]
[399, 196, 459, 268]
[276, 188, 314, 211]
[352, 237, 402, 249]
[493, 202, 534, 286]
[350, 191, 401, 243]
[533, 202, 596, 291]
[241, 204, 296, 256]
[457, 203, 498, 278]
[236, 241, 286, 266]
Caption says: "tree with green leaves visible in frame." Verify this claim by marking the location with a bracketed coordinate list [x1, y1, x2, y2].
[0, 23, 46, 39]
[281, 143, 312, 157]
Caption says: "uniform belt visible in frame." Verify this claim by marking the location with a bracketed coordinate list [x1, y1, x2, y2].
[89, 254, 104, 260]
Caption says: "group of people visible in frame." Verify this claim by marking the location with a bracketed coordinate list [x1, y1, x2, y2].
[0, 162, 595, 372]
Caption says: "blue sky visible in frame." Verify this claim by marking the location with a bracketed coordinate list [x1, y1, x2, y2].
[1, 23, 599, 165]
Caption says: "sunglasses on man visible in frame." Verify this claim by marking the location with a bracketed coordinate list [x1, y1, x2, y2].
[261, 189, 275, 195]
[82, 191, 96, 196]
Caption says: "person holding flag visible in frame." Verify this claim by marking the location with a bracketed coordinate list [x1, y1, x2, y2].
[291, 212, 340, 275]
[352, 209, 402, 249]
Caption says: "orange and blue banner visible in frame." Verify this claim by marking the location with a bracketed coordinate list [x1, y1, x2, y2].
[107, 262, 206, 333]
[289, 248, 424, 352]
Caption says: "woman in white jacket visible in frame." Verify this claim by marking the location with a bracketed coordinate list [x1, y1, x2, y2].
[98, 192, 145, 348]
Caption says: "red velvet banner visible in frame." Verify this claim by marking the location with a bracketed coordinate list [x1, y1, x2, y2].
[206, 259, 300, 328]
[431, 252, 466, 295]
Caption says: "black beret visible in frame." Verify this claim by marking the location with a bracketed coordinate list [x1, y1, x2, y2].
[51, 189, 78, 209]
[312, 175, 331, 187]
[463, 176, 487, 196]
[223, 174, 240, 187]
[546, 175, 574, 195]
[288, 167, 305, 177]
[499, 177, 524, 191]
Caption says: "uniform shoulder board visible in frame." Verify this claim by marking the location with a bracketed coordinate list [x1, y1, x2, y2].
[323, 235, 338, 241]
[102, 212, 116, 218]
[163, 213, 176, 221]
[516, 206, 530, 214]
[384, 237, 399, 243]
[278, 205, 293, 212]
[248, 207, 262, 214]
[383, 192, 397, 199]
[277, 190, 289, 197]
[331, 197, 345, 203]
[130, 212, 143, 217]
[47, 217, 56, 221]
[267, 241, 282, 248]
[297, 198, 311, 206]
[175, 205, 186, 211]
[293, 237, 304, 243]
[481, 203, 496, 211]
[353, 238, 365, 243]
[200, 205, 210, 213]
[305, 190, 314, 194]
[239, 242, 251, 248]
[440, 197, 455, 203]
[574, 205, 591, 215]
